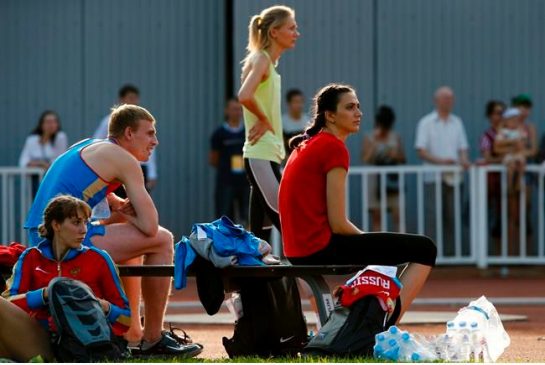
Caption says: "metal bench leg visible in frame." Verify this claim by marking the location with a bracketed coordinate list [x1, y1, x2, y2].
[301, 275, 334, 327]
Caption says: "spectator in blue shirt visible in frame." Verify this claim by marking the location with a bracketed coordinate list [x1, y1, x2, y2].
[209, 98, 250, 226]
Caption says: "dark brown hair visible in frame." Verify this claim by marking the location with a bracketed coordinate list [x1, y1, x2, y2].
[38, 195, 91, 240]
[31, 110, 62, 144]
[289, 83, 355, 149]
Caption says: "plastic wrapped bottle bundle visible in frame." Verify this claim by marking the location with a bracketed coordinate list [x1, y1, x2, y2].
[373, 296, 509, 362]
[374, 326, 438, 362]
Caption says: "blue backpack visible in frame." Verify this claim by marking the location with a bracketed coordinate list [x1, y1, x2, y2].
[47, 277, 129, 362]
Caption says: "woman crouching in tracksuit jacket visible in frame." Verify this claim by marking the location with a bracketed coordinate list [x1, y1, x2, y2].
[0, 195, 130, 362]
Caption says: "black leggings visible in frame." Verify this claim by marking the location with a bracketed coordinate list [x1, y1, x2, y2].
[288, 232, 437, 267]
[244, 158, 282, 241]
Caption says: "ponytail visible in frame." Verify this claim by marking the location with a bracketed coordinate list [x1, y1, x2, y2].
[289, 83, 355, 150]
[288, 114, 325, 150]
[247, 15, 261, 55]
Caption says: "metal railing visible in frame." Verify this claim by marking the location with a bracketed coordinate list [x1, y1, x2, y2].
[348, 165, 475, 265]
[0, 167, 44, 244]
[348, 164, 545, 267]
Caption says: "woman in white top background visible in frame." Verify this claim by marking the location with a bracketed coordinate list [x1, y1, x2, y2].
[18, 110, 68, 169]
[18, 110, 68, 196]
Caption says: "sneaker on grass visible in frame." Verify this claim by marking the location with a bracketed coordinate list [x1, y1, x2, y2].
[131, 331, 203, 358]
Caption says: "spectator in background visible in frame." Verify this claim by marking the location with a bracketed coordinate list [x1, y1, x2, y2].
[415, 86, 470, 256]
[479, 100, 506, 241]
[19, 110, 68, 196]
[282, 88, 309, 156]
[209, 98, 249, 226]
[361, 105, 405, 231]
[495, 108, 527, 193]
[511, 93, 537, 241]
[511, 93, 538, 161]
[94, 84, 157, 194]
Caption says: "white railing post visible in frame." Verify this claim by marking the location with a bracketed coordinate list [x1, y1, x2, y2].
[0, 167, 43, 245]
[1, 172, 7, 243]
[476, 166, 489, 268]
[361, 172, 369, 231]
[399, 172, 406, 233]
[537, 165, 545, 257]
[417, 171, 424, 235]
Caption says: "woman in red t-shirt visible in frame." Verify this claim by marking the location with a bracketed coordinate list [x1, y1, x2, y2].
[278, 84, 436, 323]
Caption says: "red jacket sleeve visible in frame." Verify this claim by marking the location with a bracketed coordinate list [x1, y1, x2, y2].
[2, 249, 47, 313]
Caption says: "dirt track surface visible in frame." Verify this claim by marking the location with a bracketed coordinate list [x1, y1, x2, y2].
[169, 267, 545, 362]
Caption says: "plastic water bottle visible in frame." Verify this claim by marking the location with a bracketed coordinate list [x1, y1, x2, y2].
[91, 197, 111, 220]
[442, 320, 459, 361]
[399, 331, 421, 362]
[469, 321, 484, 361]
[457, 321, 471, 362]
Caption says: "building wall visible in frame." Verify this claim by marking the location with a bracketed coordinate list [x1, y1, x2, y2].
[234, 0, 545, 164]
[1, 0, 544, 240]
[0, 0, 226, 239]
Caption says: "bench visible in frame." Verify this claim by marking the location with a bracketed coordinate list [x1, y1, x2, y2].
[2, 264, 363, 326]
[117, 264, 362, 326]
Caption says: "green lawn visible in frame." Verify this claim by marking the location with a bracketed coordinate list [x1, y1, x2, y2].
[126, 355, 385, 363]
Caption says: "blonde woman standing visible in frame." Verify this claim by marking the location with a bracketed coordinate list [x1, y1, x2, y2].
[238, 5, 299, 240]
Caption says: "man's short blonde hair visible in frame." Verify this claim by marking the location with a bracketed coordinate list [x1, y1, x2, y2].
[108, 104, 155, 139]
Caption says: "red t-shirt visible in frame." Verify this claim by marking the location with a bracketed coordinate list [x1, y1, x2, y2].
[279, 132, 349, 257]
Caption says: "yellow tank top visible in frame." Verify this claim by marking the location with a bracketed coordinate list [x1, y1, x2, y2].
[242, 51, 285, 163]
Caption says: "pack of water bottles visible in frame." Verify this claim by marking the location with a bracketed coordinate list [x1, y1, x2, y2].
[374, 296, 510, 362]
[373, 325, 438, 362]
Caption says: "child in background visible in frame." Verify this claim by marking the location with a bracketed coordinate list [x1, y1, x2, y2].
[495, 108, 527, 193]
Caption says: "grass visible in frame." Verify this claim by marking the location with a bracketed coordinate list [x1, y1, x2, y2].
[125, 355, 383, 363]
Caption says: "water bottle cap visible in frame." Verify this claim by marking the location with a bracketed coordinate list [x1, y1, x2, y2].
[411, 352, 421, 361]
[447, 321, 455, 327]
[459, 321, 467, 327]
[389, 326, 398, 334]
[401, 332, 410, 341]
[471, 322, 478, 328]
[374, 344, 383, 354]
[377, 334, 385, 341]
[388, 339, 397, 346]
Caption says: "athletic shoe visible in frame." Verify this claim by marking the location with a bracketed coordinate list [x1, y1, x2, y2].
[131, 332, 203, 358]
[165, 324, 193, 345]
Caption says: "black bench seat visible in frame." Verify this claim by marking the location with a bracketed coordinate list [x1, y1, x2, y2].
[117, 264, 362, 325]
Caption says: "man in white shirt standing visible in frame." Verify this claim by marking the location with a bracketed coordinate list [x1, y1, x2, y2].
[94, 84, 157, 193]
[415, 86, 470, 256]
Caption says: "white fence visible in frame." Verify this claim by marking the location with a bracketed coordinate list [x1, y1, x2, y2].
[0, 167, 43, 244]
[348, 164, 545, 268]
[1, 165, 544, 268]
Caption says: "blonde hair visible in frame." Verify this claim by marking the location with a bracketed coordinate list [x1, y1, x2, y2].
[38, 195, 91, 241]
[108, 104, 155, 139]
[242, 5, 295, 67]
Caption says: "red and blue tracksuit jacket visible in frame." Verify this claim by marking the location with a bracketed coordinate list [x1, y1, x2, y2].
[1, 239, 130, 336]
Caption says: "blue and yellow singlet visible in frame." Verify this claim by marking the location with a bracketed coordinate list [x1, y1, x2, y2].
[25, 138, 122, 232]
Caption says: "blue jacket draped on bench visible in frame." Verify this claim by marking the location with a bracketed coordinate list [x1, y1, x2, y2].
[174, 216, 274, 290]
